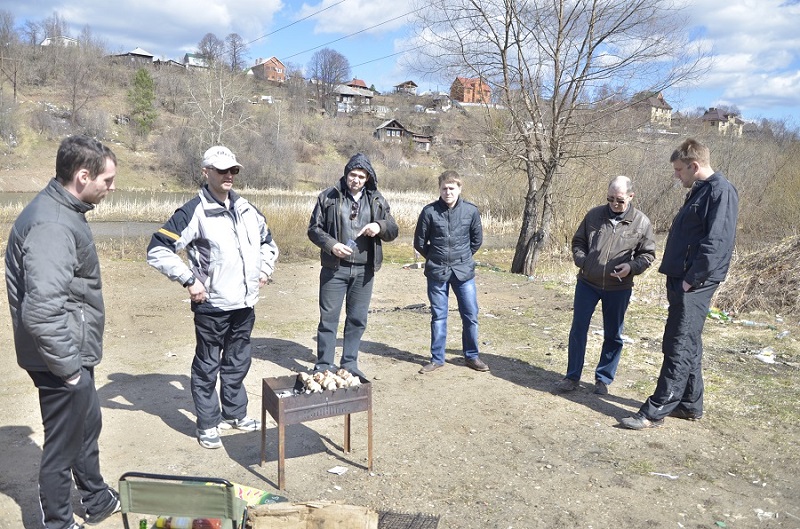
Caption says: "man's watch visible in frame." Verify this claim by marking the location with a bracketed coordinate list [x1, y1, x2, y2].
[182, 276, 196, 288]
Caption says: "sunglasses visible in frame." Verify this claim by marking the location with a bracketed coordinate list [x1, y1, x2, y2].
[349, 202, 360, 220]
[606, 197, 628, 205]
[211, 167, 240, 175]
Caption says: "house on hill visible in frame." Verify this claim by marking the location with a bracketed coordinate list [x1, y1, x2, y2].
[112, 47, 156, 66]
[631, 91, 672, 128]
[374, 119, 433, 152]
[394, 80, 418, 95]
[347, 78, 369, 90]
[333, 84, 373, 113]
[450, 77, 491, 104]
[251, 57, 286, 82]
[702, 107, 744, 136]
[40, 35, 78, 47]
[183, 53, 208, 69]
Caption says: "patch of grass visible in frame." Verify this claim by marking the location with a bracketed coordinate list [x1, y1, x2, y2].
[627, 459, 657, 475]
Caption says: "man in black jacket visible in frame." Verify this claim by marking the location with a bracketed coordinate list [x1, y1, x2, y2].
[308, 153, 398, 378]
[5, 136, 120, 528]
[414, 171, 489, 374]
[621, 139, 738, 430]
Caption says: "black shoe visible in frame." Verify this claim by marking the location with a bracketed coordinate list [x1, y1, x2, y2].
[669, 408, 703, 421]
[465, 357, 490, 372]
[554, 378, 579, 392]
[84, 488, 120, 525]
[619, 413, 664, 430]
[593, 380, 609, 395]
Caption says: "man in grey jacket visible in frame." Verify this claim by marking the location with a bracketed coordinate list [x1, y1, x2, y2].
[5, 135, 120, 529]
[147, 146, 279, 449]
[556, 176, 655, 395]
[414, 170, 489, 374]
[621, 139, 738, 430]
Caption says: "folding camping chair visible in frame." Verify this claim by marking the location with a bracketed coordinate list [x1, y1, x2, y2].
[118, 472, 248, 529]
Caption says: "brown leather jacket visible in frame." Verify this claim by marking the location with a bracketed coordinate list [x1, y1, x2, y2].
[572, 205, 656, 291]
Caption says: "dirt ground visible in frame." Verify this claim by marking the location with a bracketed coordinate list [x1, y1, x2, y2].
[1, 257, 798, 529]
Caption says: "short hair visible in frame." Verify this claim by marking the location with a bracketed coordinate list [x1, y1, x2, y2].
[670, 138, 710, 166]
[55, 135, 116, 184]
[608, 175, 632, 194]
[438, 170, 462, 187]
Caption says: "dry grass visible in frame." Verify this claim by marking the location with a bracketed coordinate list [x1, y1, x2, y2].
[716, 236, 800, 315]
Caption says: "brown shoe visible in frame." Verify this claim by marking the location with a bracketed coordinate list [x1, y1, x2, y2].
[465, 357, 489, 372]
[419, 362, 444, 374]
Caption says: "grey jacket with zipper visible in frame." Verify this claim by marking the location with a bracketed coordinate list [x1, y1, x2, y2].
[572, 204, 656, 291]
[308, 153, 399, 271]
[5, 178, 105, 379]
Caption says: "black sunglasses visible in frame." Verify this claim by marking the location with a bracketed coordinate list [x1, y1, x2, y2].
[607, 197, 627, 205]
[349, 202, 360, 220]
[211, 167, 240, 175]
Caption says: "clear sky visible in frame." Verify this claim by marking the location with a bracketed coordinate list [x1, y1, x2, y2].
[3, 0, 799, 124]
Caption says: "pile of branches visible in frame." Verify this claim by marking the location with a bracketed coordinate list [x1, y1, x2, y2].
[716, 235, 800, 315]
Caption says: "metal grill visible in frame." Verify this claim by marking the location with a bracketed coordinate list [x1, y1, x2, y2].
[378, 511, 440, 529]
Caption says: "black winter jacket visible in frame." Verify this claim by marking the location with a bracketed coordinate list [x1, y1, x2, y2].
[308, 153, 399, 271]
[414, 197, 483, 282]
[5, 179, 105, 379]
[658, 172, 738, 287]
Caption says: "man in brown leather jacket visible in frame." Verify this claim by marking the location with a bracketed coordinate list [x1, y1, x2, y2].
[555, 175, 656, 395]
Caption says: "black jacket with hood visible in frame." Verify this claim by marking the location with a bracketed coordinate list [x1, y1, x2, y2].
[308, 153, 399, 271]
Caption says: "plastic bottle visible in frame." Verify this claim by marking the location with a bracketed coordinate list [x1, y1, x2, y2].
[155, 517, 192, 529]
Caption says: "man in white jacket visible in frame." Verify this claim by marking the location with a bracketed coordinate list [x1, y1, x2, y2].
[147, 146, 279, 449]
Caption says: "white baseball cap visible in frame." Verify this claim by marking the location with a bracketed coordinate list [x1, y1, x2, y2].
[202, 146, 243, 170]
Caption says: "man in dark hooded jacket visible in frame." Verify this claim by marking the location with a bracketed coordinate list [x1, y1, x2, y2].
[308, 153, 399, 377]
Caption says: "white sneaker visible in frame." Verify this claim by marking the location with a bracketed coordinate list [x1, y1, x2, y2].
[196, 427, 222, 449]
[218, 416, 261, 432]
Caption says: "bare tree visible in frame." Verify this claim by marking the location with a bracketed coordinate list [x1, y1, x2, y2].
[22, 20, 41, 46]
[307, 48, 350, 109]
[184, 69, 252, 147]
[412, 0, 705, 275]
[42, 11, 68, 39]
[225, 33, 248, 72]
[0, 11, 18, 50]
[197, 33, 225, 68]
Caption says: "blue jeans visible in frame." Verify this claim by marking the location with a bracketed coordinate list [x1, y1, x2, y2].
[566, 279, 632, 384]
[427, 275, 479, 364]
[316, 263, 374, 376]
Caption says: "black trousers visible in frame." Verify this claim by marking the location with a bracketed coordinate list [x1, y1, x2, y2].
[639, 277, 718, 420]
[191, 307, 256, 430]
[28, 367, 110, 529]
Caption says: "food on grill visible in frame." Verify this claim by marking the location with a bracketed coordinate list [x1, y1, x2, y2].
[297, 369, 362, 394]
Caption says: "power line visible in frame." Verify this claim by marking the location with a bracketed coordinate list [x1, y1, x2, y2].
[350, 45, 423, 69]
[245, 0, 347, 46]
[282, 7, 423, 61]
